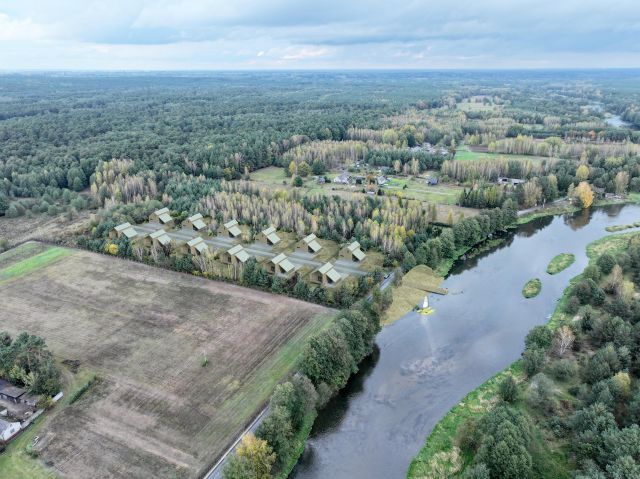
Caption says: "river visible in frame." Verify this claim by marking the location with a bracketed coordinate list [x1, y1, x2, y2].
[291, 203, 640, 479]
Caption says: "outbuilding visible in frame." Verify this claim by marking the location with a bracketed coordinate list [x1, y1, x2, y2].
[0, 380, 25, 404]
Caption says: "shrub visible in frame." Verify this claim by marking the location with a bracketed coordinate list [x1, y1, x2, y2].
[523, 348, 545, 377]
[499, 374, 519, 403]
[597, 253, 617, 275]
[550, 358, 577, 381]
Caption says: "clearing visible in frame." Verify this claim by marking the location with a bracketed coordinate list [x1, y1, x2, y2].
[454, 145, 552, 164]
[384, 265, 446, 323]
[0, 242, 331, 479]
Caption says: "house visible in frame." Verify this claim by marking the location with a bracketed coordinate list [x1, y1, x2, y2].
[268, 253, 296, 278]
[376, 175, 388, 186]
[221, 219, 242, 238]
[310, 262, 343, 286]
[183, 213, 207, 232]
[220, 244, 251, 265]
[340, 241, 366, 262]
[187, 236, 209, 256]
[0, 419, 21, 442]
[426, 176, 439, 186]
[109, 222, 138, 240]
[497, 177, 525, 186]
[259, 226, 281, 246]
[333, 172, 351, 185]
[0, 380, 25, 404]
[298, 233, 322, 254]
[149, 207, 174, 226]
[149, 229, 171, 249]
[315, 176, 326, 184]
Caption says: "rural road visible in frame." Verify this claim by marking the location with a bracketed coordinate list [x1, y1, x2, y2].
[203, 271, 395, 479]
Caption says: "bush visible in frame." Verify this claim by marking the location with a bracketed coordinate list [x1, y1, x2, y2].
[597, 253, 617, 275]
[525, 325, 553, 350]
[550, 359, 577, 381]
[499, 375, 519, 403]
[565, 295, 581, 314]
[523, 348, 545, 377]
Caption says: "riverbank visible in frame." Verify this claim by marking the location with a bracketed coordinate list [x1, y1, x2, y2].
[407, 230, 639, 478]
[517, 197, 633, 225]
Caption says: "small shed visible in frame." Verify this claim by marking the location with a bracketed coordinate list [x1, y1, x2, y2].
[221, 219, 242, 238]
[376, 175, 388, 186]
[0, 419, 21, 442]
[0, 380, 25, 404]
[149, 229, 171, 249]
[311, 262, 343, 286]
[259, 226, 281, 246]
[298, 233, 322, 254]
[221, 244, 251, 265]
[187, 236, 209, 256]
[150, 207, 173, 226]
[110, 222, 138, 240]
[340, 241, 366, 262]
[269, 253, 296, 278]
[183, 213, 207, 232]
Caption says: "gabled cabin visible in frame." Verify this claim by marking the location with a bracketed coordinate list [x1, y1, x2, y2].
[183, 213, 207, 232]
[268, 253, 296, 278]
[310, 262, 343, 286]
[340, 241, 366, 262]
[258, 226, 281, 246]
[187, 236, 209, 256]
[297, 233, 322, 255]
[220, 244, 251, 265]
[149, 229, 172, 249]
[149, 207, 173, 226]
[220, 219, 242, 238]
[110, 222, 139, 240]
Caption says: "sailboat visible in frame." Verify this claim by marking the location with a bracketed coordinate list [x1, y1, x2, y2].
[417, 294, 434, 315]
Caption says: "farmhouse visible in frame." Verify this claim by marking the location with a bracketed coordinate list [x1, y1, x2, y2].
[298, 233, 322, 254]
[268, 253, 296, 278]
[376, 175, 388, 186]
[110, 222, 138, 240]
[340, 240, 366, 262]
[0, 419, 21, 442]
[259, 226, 281, 246]
[0, 380, 25, 404]
[221, 244, 251, 265]
[310, 262, 343, 286]
[333, 172, 352, 184]
[221, 219, 242, 238]
[183, 213, 207, 231]
[187, 236, 208, 256]
[149, 229, 171, 249]
[150, 207, 174, 226]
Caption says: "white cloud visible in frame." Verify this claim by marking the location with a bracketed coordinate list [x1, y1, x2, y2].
[280, 47, 330, 61]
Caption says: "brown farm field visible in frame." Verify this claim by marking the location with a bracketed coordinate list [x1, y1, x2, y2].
[0, 242, 332, 479]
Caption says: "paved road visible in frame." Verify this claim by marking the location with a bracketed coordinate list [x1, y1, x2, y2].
[135, 222, 366, 277]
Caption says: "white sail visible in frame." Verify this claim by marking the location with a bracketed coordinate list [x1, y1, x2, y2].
[421, 295, 429, 309]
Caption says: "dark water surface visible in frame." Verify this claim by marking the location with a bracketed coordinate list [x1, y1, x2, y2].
[291, 204, 640, 479]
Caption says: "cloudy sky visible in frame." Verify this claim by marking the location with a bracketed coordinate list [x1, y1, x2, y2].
[1, 0, 639, 70]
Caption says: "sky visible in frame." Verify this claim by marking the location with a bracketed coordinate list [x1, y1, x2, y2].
[1, 0, 640, 70]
